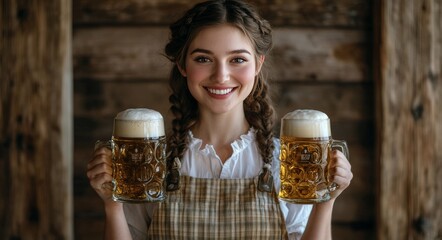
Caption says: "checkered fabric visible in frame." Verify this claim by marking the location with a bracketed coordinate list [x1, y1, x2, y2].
[147, 175, 288, 240]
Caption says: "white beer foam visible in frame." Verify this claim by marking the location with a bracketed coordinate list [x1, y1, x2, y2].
[281, 109, 331, 138]
[113, 108, 165, 138]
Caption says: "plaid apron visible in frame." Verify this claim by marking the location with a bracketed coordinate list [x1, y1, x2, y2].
[147, 175, 288, 239]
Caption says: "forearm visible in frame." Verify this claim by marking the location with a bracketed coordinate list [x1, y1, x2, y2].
[300, 199, 334, 240]
[103, 202, 133, 240]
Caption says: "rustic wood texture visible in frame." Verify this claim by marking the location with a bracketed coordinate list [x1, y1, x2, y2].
[376, 0, 442, 239]
[73, 0, 374, 239]
[73, 81, 373, 142]
[73, 0, 371, 28]
[0, 0, 73, 239]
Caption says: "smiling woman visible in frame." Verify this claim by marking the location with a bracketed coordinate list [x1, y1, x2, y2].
[72, 0, 380, 238]
[85, 1, 353, 240]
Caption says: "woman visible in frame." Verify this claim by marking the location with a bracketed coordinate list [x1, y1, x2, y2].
[87, 0, 353, 239]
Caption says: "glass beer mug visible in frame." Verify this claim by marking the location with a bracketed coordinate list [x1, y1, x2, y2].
[278, 109, 349, 204]
[95, 108, 167, 203]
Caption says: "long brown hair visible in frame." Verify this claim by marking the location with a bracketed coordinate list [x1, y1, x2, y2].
[165, 0, 275, 168]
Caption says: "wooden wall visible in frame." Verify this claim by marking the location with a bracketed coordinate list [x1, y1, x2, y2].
[73, 0, 374, 239]
[1, 0, 73, 239]
[376, 0, 442, 239]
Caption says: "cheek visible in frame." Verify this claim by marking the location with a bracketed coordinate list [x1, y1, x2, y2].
[185, 65, 208, 83]
[234, 66, 257, 84]
[185, 65, 208, 98]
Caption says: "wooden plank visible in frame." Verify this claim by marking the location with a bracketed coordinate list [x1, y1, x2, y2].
[73, 81, 373, 146]
[272, 83, 373, 122]
[271, 29, 369, 82]
[73, 27, 368, 82]
[0, 0, 73, 239]
[73, 27, 172, 80]
[74, 217, 104, 240]
[333, 223, 375, 240]
[272, 82, 374, 144]
[375, 0, 442, 239]
[255, 0, 371, 28]
[73, 80, 372, 123]
[73, 0, 371, 28]
[74, 80, 170, 118]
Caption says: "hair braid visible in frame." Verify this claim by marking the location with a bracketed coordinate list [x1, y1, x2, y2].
[244, 76, 276, 164]
[166, 67, 198, 167]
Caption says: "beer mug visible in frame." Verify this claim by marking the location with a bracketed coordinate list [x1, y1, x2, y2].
[278, 109, 349, 204]
[95, 108, 167, 203]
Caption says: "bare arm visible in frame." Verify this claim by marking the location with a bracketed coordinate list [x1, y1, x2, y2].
[301, 200, 334, 239]
[103, 202, 132, 240]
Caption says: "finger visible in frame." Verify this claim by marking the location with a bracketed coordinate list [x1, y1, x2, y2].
[329, 150, 351, 169]
[329, 164, 352, 177]
[87, 161, 113, 180]
[328, 166, 353, 185]
[93, 146, 111, 158]
[330, 174, 352, 190]
[89, 172, 113, 191]
[87, 150, 112, 171]
[331, 150, 349, 164]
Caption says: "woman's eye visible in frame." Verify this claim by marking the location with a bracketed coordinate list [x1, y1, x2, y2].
[194, 57, 211, 63]
[232, 58, 247, 63]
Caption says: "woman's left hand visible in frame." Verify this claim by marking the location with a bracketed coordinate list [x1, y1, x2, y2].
[328, 150, 353, 199]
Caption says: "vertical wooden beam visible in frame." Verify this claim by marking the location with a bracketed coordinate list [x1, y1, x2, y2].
[0, 0, 73, 239]
[375, 0, 442, 239]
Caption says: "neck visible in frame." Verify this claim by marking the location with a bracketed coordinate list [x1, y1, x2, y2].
[193, 111, 249, 145]
[192, 110, 249, 162]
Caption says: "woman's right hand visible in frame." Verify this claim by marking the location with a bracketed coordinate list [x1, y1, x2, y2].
[87, 146, 131, 239]
[87, 146, 116, 204]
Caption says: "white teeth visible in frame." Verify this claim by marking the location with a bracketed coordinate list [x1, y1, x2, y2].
[207, 88, 233, 95]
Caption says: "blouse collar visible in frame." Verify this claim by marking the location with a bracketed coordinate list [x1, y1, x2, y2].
[187, 128, 256, 158]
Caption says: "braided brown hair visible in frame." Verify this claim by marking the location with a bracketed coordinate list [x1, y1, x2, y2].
[165, 0, 275, 169]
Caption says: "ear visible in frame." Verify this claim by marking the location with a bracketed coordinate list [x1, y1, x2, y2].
[256, 55, 265, 75]
[177, 62, 187, 77]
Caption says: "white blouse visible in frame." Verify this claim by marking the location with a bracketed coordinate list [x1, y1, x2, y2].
[124, 128, 312, 239]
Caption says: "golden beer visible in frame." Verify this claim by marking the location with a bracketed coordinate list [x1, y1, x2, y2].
[111, 136, 166, 202]
[278, 109, 348, 204]
[100, 108, 167, 203]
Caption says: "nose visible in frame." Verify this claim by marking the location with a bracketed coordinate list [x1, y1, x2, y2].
[212, 62, 230, 83]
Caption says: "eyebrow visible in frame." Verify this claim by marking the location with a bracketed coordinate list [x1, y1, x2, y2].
[189, 48, 252, 55]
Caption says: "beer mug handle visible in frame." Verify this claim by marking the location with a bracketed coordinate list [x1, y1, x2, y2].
[331, 140, 349, 160]
[329, 140, 349, 192]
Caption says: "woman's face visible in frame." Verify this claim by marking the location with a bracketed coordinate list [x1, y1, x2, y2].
[180, 24, 264, 116]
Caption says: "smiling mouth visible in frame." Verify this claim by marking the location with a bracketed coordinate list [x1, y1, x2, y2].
[206, 88, 234, 95]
